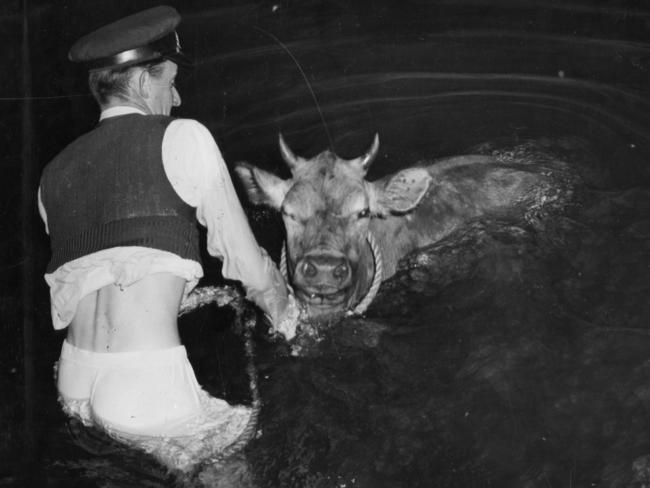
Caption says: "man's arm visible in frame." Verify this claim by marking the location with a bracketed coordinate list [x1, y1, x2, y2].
[162, 119, 299, 339]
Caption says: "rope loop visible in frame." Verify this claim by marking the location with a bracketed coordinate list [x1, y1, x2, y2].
[178, 285, 260, 470]
[178, 232, 385, 469]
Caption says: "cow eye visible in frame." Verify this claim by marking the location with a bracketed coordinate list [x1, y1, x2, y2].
[357, 208, 370, 219]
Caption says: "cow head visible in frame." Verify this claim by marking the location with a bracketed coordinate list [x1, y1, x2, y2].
[235, 134, 432, 319]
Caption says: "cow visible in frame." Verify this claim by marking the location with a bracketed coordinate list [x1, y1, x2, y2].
[235, 134, 563, 320]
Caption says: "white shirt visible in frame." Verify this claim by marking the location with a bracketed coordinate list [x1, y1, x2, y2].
[39, 106, 290, 332]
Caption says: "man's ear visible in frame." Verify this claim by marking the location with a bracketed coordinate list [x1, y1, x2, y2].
[135, 68, 150, 99]
[370, 168, 432, 215]
[234, 162, 292, 209]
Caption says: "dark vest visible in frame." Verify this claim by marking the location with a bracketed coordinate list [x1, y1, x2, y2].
[40, 113, 200, 273]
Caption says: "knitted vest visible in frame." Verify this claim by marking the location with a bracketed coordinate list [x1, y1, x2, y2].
[40, 113, 200, 273]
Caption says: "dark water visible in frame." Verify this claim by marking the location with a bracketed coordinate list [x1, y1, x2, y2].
[3, 1, 650, 487]
[240, 136, 650, 488]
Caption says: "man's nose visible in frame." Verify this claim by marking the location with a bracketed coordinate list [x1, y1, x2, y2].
[172, 87, 181, 107]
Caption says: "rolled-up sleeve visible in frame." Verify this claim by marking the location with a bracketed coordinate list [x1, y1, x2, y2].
[162, 119, 293, 329]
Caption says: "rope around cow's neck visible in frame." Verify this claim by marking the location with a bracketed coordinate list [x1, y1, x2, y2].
[279, 232, 383, 316]
[350, 232, 384, 316]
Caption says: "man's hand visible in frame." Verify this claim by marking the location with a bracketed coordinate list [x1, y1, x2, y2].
[272, 293, 304, 341]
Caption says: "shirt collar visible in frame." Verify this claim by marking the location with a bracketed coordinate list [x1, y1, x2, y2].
[99, 106, 147, 121]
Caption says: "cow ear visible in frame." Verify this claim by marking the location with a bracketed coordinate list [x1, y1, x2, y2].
[374, 168, 432, 214]
[234, 162, 292, 209]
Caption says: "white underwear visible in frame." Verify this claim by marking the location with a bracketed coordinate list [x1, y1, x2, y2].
[56, 340, 253, 471]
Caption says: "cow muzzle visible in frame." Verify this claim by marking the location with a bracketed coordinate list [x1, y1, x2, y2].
[292, 251, 352, 307]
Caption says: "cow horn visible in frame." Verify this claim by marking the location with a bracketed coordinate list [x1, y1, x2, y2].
[278, 133, 300, 172]
[352, 133, 380, 171]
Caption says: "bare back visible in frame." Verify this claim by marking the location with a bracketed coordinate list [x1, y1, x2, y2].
[67, 273, 186, 353]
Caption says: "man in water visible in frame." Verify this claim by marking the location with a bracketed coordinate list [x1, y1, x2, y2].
[38, 5, 298, 449]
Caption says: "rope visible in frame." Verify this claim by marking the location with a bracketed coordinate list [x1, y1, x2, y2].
[280, 232, 384, 316]
[175, 233, 385, 473]
[211, 312, 261, 458]
[178, 285, 261, 471]
[348, 232, 383, 316]
[178, 285, 243, 316]
[280, 242, 289, 282]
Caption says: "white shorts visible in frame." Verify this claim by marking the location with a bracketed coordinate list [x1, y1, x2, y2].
[56, 340, 253, 471]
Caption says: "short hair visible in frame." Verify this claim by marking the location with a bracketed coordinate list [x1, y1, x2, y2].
[88, 61, 166, 106]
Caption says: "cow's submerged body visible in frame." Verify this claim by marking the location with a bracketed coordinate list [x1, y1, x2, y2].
[235, 136, 573, 320]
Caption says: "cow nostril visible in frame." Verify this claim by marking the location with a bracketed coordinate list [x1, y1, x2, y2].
[303, 261, 317, 278]
[333, 262, 349, 281]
